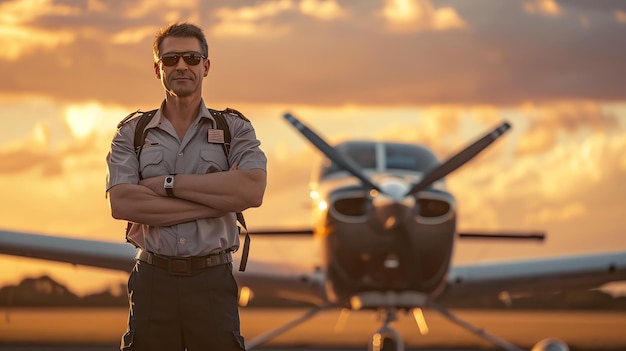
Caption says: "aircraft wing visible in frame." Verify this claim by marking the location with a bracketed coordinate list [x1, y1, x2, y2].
[0, 229, 137, 272]
[442, 251, 626, 301]
[2, 229, 625, 307]
[0, 229, 328, 306]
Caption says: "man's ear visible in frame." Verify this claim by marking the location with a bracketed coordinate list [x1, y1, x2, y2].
[204, 59, 210, 77]
[154, 62, 161, 79]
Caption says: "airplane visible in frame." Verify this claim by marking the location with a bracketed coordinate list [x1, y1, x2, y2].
[1, 112, 625, 351]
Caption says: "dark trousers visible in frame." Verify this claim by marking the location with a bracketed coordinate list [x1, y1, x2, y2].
[120, 260, 245, 351]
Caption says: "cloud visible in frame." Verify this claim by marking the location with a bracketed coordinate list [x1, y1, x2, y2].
[523, 0, 562, 17]
[380, 0, 466, 33]
[516, 101, 620, 156]
[299, 0, 347, 21]
[0, 133, 105, 177]
[111, 26, 158, 45]
[0, 0, 78, 60]
[524, 202, 587, 224]
[211, 0, 294, 37]
[0, 1, 625, 107]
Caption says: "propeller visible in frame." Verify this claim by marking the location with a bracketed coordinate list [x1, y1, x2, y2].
[404, 121, 511, 197]
[284, 112, 382, 193]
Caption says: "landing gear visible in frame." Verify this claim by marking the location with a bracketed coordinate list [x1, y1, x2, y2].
[369, 308, 404, 351]
[428, 301, 525, 351]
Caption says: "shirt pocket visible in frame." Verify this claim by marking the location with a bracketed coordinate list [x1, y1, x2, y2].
[199, 148, 228, 173]
[139, 148, 167, 178]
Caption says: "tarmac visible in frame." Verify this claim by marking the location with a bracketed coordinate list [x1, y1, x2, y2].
[1, 307, 625, 351]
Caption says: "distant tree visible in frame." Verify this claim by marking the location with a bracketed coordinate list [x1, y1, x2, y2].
[0, 275, 79, 307]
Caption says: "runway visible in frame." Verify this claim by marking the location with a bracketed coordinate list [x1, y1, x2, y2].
[1, 307, 625, 350]
[0, 347, 489, 351]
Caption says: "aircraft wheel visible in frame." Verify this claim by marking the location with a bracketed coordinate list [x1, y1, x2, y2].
[531, 337, 569, 351]
[370, 332, 402, 351]
[381, 336, 398, 351]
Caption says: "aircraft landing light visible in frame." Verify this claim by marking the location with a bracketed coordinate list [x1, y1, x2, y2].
[238, 286, 253, 307]
[384, 216, 397, 229]
[318, 200, 328, 211]
[412, 307, 430, 335]
[350, 295, 363, 310]
[309, 189, 319, 199]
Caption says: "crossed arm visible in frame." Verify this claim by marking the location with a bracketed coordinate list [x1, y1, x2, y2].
[108, 166, 266, 227]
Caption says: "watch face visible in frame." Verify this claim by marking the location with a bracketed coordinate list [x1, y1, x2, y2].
[164, 176, 174, 188]
[164, 175, 175, 197]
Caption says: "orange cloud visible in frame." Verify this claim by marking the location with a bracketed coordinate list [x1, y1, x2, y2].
[523, 0, 561, 17]
[111, 26, 158, 45]
[0, 0, 80, 60]
[380, 0, 466, 33]
[299, 0, 347, 21]
[525, 202, 587, 224]
[211, 0, 294, 37]
[517, 101, 619, 156]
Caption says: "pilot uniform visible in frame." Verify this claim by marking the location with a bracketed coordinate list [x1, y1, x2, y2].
[106, 100, 267, 351]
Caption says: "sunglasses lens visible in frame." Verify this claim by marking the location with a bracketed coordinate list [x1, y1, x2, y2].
[182, 54, 202, 65]
[161, 54, 179, 66]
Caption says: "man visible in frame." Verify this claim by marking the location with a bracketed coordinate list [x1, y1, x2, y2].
[106, 22, 267, 351]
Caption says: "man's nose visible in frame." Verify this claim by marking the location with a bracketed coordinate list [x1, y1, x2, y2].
[175, 58, 188, 70]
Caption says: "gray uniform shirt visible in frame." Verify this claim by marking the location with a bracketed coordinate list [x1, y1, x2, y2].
[106, 100, 267, 257]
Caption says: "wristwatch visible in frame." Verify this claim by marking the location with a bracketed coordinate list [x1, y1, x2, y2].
[164, 175, 175, 197]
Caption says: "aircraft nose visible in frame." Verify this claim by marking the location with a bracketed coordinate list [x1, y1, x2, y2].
[378, 178, 412, 203]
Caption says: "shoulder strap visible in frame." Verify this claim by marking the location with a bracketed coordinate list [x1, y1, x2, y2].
[133, 109, 158, 154]
[211, 109, 251, 272]
[123, 109, 157, 246]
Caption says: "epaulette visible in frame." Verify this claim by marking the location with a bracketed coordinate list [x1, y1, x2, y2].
[223, 107, 250, 122]
[116, 109, 143, 129]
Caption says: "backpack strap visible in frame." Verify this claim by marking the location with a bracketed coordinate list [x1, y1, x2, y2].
[210, 109, 251, 272]
[132, 109, 158, 165]
[118, 109, 158, 247]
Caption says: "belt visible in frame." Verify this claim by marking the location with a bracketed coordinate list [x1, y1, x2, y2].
[136, 250, 232, 276]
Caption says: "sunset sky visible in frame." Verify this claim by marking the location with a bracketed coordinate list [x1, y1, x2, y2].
[1, 0, 625, 296]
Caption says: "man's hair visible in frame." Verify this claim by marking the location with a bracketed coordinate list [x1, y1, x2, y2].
[153, 22, 209, 61]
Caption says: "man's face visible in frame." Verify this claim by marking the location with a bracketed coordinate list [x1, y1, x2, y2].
[154, 36, 210, 98]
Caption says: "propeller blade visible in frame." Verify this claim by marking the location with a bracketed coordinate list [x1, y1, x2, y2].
[284, 112, 382, 192]
[405, 121, 511, 197]
[458, 231, 545, 241]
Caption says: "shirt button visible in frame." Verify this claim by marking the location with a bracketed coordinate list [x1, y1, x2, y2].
[178, 152, 183, 156]
[179, 238, 187, 244]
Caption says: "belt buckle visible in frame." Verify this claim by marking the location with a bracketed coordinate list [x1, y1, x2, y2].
[168, 257, 192, 276]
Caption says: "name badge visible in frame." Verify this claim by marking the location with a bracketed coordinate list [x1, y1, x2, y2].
[208, 129, 225, 144]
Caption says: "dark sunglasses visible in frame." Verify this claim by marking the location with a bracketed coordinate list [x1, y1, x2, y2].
[159, 52, 206, 67]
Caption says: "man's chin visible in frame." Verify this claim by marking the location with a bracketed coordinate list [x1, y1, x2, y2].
[167, 89, 194, 98]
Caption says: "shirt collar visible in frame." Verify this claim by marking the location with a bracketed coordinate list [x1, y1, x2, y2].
[147, 99, 215, 129]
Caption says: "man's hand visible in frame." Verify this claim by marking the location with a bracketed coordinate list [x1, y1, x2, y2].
[139, 175, 167, 197]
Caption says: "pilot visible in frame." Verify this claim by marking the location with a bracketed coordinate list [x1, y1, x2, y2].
[105, 22, 267, 351]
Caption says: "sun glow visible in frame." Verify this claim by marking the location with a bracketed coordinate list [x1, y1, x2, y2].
[64, 102, 127, 139]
